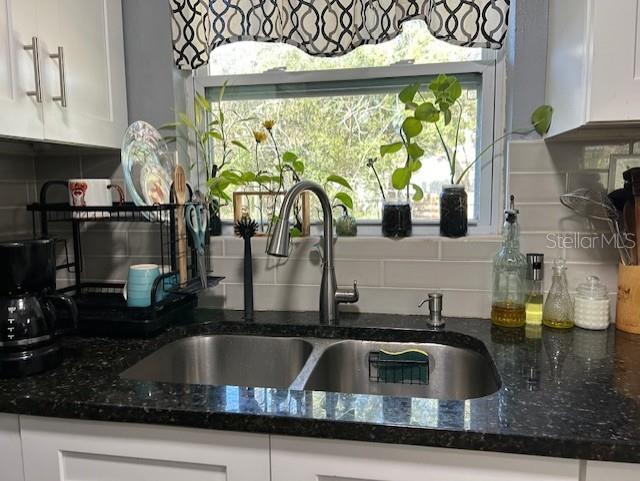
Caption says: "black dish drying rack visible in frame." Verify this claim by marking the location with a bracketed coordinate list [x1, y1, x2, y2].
[27, 181, 223, 337]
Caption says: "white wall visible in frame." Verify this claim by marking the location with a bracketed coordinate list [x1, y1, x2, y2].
[201, 140, 624, 318]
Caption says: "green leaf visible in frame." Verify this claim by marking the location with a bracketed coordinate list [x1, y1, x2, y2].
[411, 183, 424, 202]
[402, 117, 423, 139]
[404, 102, 419, 111]
[409, 159, 422, 172]
[398, 83, 421, 104]
[531, 105, 553, 135]
[289, 227, 302, 238]
[241, 171, 256, 183]
[326, 174, 353, 191]
[194, 93, 212, 113]
[406, 143, 424, 160]
[446, 80, 462, 103]
[231, 140, 249, 152]
[380, 142, 404, 157]
[256, 174, 272, 184]
[334, 192, 353, 210]
[203, 130, 223, 142]
[443, 109, 452, 126]
[282, 151, 298, 163]
[391, 167, 411, 190]
[177, 112, 196, 131]
[292, 159, 305, 174]
[414, 102, 440, 122]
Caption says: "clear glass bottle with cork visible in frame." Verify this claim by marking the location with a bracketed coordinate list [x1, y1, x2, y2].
[525, 253, 544, 325]
[491, 195, 527, 328]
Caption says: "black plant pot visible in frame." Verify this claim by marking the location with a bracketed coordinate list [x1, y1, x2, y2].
[382, 202, 412, 238]
[439, 185, 467, 237]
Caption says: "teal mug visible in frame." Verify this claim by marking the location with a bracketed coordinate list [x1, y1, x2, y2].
[124, 264, 161, 308]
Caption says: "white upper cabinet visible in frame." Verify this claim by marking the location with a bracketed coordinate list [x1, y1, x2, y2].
[546, 0, 640, 139]
[0, 0, 127, 148]
[0, 0, 45, 140]
[38, 0, 127, 148]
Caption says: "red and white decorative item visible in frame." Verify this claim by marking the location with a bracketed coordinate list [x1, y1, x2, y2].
[68, 179, 124, 208]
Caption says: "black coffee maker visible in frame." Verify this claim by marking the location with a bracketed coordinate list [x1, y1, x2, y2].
[0, 239, 77, 377]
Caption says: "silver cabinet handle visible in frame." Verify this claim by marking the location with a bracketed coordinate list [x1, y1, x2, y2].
[49, 46, 67, 107]
[23, 36, 42, 103]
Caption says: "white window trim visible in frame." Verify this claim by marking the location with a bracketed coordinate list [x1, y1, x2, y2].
[188, 50, 506, 237]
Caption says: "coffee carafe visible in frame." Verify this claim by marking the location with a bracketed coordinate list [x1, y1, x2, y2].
[0, 239, 78, 377]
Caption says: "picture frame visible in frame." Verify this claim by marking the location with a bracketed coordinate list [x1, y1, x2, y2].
[608, 154, 640, 192]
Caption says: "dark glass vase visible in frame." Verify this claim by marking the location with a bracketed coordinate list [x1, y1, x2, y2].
[439, 184, 467, 237]
[209, 204, 222, 236]
[382, 202, 412, 238]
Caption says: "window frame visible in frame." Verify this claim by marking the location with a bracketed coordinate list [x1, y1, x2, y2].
[190, 50, 505, 236]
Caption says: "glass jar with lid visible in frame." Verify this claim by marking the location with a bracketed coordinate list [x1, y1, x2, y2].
[574, 276, 610, 330]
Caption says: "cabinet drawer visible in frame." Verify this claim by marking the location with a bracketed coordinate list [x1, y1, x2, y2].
[271, 435, 580, 481]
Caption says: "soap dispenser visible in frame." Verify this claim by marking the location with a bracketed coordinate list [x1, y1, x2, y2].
[491, 195, 527, 328]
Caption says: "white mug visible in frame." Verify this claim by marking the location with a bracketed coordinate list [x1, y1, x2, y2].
[68, 179, 124, 207]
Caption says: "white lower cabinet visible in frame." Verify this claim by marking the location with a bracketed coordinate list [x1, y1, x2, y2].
[5, 416, 639, 481]
[271, 435, 580, 481]
[0, 414, 24, 481]
[585, 461, 639, 481]
[19, 416, 270, 481]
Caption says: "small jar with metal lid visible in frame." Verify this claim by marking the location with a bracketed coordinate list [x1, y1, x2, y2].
[574, 276, 610, 330]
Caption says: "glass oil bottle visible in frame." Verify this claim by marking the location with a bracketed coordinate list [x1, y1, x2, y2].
[491, 196, 527, 328]
[525, 253, 544, 325]
[542, 259, 574, 329]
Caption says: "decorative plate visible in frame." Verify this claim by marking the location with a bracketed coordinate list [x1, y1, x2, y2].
[121, 121, 175, 220]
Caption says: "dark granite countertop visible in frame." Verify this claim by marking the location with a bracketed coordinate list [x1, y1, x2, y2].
[1, 309, 639, 463]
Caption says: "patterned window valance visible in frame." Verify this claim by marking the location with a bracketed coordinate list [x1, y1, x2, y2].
[171, 0, 510, 70]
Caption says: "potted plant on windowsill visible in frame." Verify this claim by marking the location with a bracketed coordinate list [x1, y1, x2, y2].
[163, 85, 251, 236]
[370, 89, 427, 238]
[397, 74, 553, 238]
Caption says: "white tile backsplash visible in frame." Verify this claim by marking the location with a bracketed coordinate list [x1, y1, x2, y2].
[0, 138, 616, 319]
[207, 140, 625, 318]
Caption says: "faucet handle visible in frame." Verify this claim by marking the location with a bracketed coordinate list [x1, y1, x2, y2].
[419, 292, 444, 329]
[335, 280, 359, 304]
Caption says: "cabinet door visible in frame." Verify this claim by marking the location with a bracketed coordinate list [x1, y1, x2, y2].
[20, 416, 270, 481]
[586, 460, 638, 481]
[589, 0, 640, 123]
[0, 413, 24, 481]
[271, 436, 580, 481]
[38, 0, 127, 148]
[0, 0, 44, 140]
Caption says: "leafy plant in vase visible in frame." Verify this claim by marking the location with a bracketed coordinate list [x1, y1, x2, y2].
[163, 86, 250, 236]
[394, 74, 553, 237]
[323, 174, 356, 237]
[372, 97, 426, 237]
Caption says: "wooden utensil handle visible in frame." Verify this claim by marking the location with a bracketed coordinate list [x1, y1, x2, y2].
[634, 198, 640, 267]
[177, 205, 188, 286]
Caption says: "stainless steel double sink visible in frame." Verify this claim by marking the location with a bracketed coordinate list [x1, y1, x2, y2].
[121, 334, 501, 400]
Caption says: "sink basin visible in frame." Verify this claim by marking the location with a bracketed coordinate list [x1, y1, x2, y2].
[121, 335, 313, 389]
[302, 340, 500, 400]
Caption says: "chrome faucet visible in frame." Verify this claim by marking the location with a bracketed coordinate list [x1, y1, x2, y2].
[267, 180, 359, 324]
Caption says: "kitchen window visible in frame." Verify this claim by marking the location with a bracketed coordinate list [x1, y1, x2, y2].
[194, 21, 504, 234]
